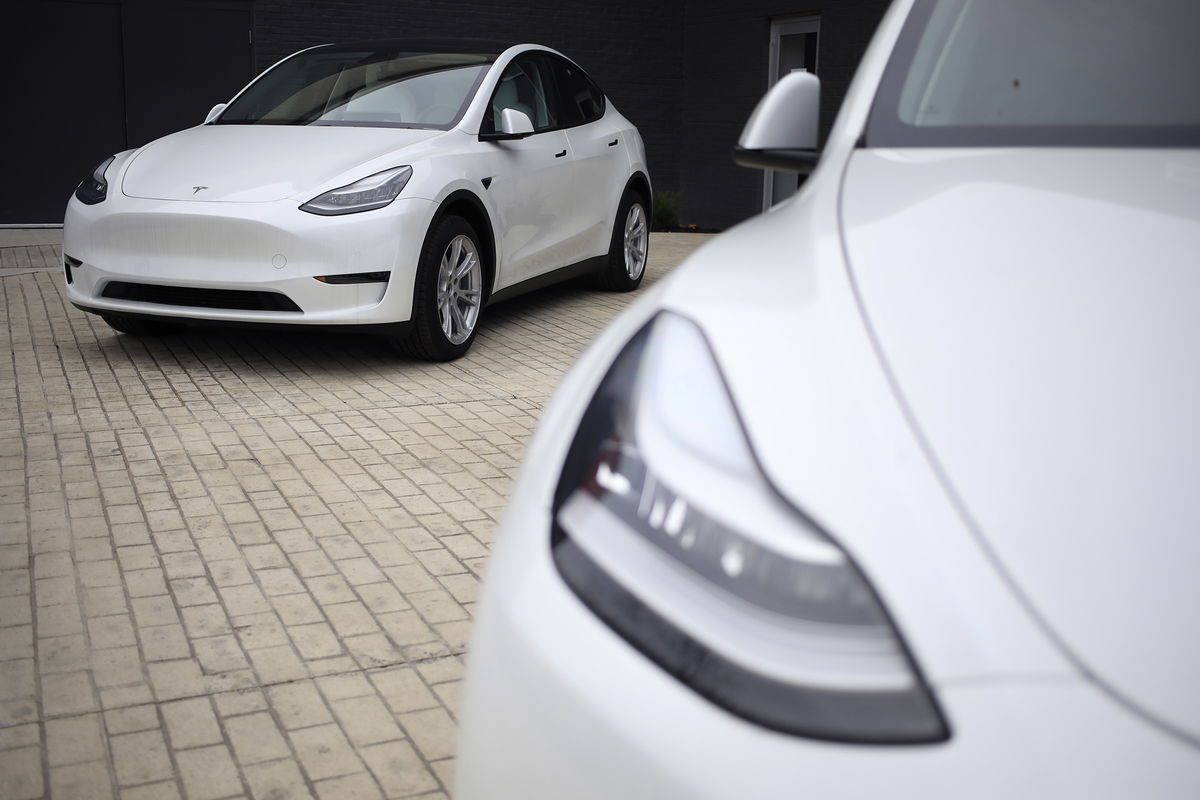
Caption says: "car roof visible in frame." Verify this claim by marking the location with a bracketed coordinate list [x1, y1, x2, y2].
[308, 39, 518, 58]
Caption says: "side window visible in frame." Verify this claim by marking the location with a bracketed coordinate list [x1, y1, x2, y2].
[488, 56, 557, 132]
[550, 57, 605, 127]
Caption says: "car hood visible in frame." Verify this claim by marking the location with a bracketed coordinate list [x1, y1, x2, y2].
[841, 148, 1200, 743]
[121, 124, 442, 202]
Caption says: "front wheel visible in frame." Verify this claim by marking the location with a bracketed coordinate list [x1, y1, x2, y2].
[402, 216, 485, 361]
[593, 192, 649, 292]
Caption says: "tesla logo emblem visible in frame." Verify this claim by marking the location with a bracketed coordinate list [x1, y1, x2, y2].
[192, 186, 208, 194]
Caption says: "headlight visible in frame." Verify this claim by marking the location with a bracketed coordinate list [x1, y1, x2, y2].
[300, 166, 413, 215]
[552, 312, 949, 743]
[74, 156, 115, 205]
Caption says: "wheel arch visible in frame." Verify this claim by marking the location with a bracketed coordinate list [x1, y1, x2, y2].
[426, 189, 498, 299]
[623, 171, 652, 221]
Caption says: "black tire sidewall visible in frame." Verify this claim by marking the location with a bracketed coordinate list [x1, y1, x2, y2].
[597, 192, 648, 292]
[407, 216, 484, 361]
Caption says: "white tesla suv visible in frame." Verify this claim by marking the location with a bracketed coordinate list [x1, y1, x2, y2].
[457, 0, 1200, 796]
[63, 41, 650, 360]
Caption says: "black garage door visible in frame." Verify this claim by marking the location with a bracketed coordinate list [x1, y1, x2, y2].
[4, 1, 254, 224]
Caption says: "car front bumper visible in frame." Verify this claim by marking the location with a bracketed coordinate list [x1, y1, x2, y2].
[458, 489, 1200, 798]
[455, 288, 1200, 799]
[63, 193, 437, 326]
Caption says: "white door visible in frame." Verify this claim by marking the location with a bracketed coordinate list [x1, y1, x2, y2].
[486, 130, 575, 288]
[483, 55, 579, 289]
[564, 119, 626, 259]
[553, 55, 627, 260]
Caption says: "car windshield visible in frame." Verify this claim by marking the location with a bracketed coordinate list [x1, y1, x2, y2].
[867, 0, 1200, 147]
[217, 47, 496, 129]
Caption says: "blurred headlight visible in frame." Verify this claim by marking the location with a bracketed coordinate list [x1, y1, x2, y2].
[552, 312, 949, 743]
[300, 166, 412, 215]
[74, 156, 115, 205]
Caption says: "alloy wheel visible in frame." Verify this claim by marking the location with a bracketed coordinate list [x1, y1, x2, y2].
[437, 234, 483, 345]
[624, 204, 648, 280]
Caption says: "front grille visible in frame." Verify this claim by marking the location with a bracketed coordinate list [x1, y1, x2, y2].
[101, 281, 303, 313]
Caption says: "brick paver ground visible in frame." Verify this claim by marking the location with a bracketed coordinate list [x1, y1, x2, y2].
[0, 231, 712, 799]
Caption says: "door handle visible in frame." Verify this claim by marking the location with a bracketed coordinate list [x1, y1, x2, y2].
[554, 150, 567, 158]
[608, 139, 619, 147]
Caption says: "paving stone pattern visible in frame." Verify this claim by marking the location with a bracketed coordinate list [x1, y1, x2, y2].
[1, 246, 62, 273]
[0, 233, 710, 799]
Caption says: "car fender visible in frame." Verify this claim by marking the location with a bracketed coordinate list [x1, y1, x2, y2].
[422, 186, 501, 297]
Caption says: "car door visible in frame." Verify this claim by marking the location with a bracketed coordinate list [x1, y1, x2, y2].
[480, 55, 576, 290]
[552, 55, 628, 260]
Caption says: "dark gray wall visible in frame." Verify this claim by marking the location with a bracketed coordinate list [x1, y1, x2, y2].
[5, 0, 254, 225]
[681, 1, 890, 229]
[5, 0, 890, 227]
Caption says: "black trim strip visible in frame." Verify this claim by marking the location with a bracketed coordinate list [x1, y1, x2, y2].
[72, 302, 412, 338]
[63, 254, 80, 285]
[733, 146, 821, 174]
[485, 255, 606, 306]
[101, 281, 302, 313]
[315, 271, 390, 284]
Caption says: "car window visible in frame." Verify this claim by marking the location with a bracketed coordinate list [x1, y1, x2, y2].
[218, 48, 494, 129]
[548, 56, 605, 127]
[329, 66, 483, 126]
[488, 56, 558, 133]
[868, 0, 1200, 147]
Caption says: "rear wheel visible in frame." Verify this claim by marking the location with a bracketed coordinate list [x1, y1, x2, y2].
[402, 216, 485, 361]
[593, 191, 649, 291]
[100, 313, 182, 336]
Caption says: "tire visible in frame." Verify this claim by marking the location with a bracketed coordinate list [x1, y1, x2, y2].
[593, 191, 649, 292]
[100, 313, 182, 336]
[402, 215, 486, 361]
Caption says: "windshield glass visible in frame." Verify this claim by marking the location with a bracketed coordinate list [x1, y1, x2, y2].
[218, 47, 495, 129]
[868, 0, 1200, 147]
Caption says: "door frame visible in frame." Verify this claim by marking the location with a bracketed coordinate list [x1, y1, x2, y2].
[763, 15, 820, 212]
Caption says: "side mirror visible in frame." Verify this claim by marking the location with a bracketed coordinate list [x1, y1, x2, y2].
[499, 108, 534, 135]
[733, 71, 821, 174]
[480, 108, 535, 141]
[205, 103, 227, 124]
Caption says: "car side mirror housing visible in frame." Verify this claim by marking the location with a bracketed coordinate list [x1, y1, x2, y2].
[733, 71, 821, 174]
[480, 108, 535, 141]
[205, 103, 227, 124]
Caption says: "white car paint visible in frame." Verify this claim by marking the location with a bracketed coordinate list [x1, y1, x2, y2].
[841, 147, 1200, 744]
[63, 42, 649, 355]
[483, 128, 579, 284]
[119, 125, 443, 202]
[457, 0, 1200, 795]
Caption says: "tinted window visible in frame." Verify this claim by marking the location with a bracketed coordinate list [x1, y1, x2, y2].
[549, 56, 605, 126]
[487, 56, 558, 133]
[868, 0, 1200, 147]
[219, 47, 494, 129]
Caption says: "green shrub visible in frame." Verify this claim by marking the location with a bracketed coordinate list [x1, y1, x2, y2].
[651, 190, 680, 231]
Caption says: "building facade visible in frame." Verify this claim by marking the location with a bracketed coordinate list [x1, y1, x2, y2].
[7, 0, 889, 228]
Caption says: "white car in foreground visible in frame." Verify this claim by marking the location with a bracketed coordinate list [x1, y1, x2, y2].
[63, 41, 650, 360]
[457, 0, 1200, 795]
